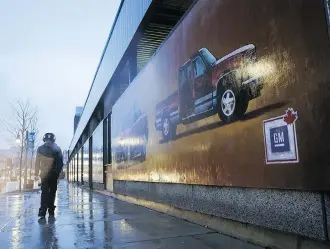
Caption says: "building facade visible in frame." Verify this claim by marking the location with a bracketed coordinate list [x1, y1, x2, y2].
[68, 0, 330, 246]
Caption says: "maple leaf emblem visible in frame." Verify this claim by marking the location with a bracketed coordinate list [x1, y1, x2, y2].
[283, 108, 298, 125]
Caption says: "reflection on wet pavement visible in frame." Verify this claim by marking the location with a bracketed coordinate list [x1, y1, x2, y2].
[0, 181, 262, 249]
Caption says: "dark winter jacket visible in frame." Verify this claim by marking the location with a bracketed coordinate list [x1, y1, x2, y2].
[35, 142, 63, 180]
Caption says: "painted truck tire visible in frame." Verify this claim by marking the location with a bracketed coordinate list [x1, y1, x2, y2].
[217, 82, 249, 123]
[234, 90, 249, 118]
[162, 115, 176, 141]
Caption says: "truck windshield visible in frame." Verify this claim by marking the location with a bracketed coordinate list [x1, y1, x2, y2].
[200, 48, 216, 66]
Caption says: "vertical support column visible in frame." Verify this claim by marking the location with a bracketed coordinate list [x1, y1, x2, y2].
[107, 113, 112, 169]
[107, 113, 113, 192]
[80, 147, 83, 184]
[73, 155, 75, 183]
[76, 153, 79, 184]
[103, 118, 108, 190]
[68, 161, 70, 182]
[89, 136, 93, 189]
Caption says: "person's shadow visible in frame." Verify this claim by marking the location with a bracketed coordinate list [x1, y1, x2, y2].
[48, 216, 56, 224]
[38, 217, 58, 248]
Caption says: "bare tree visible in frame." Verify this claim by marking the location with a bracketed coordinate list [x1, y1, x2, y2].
[1, 100, 37, 191]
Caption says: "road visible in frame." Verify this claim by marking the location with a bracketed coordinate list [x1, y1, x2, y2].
[0, 181, 263, 249]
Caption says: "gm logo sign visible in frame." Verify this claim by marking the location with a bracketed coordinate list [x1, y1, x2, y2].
[263, 108, 299, 164]
[269, 126, 290, 153]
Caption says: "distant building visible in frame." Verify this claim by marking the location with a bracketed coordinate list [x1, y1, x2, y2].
[0, 146, 19, 157]
[0, 147, 19, 180]
[0, 156, 7, 171]
[74, 107, 83, 134]
[63, 149, 68, 165]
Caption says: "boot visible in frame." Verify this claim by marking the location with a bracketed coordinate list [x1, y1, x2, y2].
[38, 208, 46, 218]
[48, 206, 56, 216]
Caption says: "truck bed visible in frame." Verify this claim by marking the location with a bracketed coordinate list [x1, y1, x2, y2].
[155, 90, 179, 131]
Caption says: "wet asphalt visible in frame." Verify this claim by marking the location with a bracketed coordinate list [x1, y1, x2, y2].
[0, 181, 263, 249]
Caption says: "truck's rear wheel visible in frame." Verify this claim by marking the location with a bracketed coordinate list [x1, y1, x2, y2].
[162, 116, 175, 141]
[217, 84, 249, 123]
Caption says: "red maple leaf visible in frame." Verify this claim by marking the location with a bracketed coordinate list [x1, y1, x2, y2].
[283, 108, 298, 125]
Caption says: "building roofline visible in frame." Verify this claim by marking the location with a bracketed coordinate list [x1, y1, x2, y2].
[68, 0, 125, 152]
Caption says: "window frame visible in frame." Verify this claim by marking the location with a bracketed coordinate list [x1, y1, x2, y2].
[193, 56, 207, 78]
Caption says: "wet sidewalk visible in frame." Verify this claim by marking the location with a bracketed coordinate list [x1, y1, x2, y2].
[0, 181, 263, 249]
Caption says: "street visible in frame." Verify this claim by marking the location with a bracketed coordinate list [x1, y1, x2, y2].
[0, 181, 263, 249]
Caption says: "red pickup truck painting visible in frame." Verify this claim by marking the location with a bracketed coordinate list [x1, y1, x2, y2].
[155, 44, 263, 141]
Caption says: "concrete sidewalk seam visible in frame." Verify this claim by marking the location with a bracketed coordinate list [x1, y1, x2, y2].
[109, 231, 218, 246]
[0, 217, 14, 232]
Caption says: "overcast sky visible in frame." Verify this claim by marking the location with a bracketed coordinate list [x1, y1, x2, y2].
[0, 0, 121, 150]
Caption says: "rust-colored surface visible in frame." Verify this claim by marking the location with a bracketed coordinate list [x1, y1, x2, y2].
[111, 0, 330, 190]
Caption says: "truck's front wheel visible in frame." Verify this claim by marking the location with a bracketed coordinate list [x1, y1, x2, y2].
[162, 116, 175, 141]
[217, 84, 249, 123]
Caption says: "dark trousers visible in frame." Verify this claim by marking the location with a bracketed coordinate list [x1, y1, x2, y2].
[40, 175, 58, 212]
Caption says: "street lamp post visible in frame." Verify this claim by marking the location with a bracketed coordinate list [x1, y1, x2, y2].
[24, 130, 28, 189]
[16, 133, 22, 192]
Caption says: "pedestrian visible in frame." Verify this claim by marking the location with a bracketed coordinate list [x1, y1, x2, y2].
[35, 133, 63, 218]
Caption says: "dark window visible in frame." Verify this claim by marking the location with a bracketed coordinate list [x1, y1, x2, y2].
[83, 139, 89, 183]
[193, 57, 206, 78]
[325, 0, 330, 38]
[92, 123, 103, 183]
[107, 116, 111, 166]
[200, 48, 216, 66]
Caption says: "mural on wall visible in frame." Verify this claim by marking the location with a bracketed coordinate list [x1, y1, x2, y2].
[155, 44, 263, 142]
[111, 0, 330, 190]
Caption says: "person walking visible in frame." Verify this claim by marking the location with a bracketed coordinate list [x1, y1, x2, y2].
[35, 133, 63, 218]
